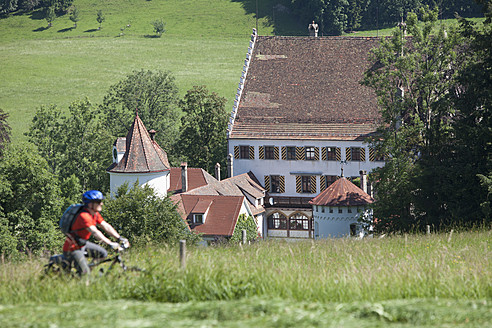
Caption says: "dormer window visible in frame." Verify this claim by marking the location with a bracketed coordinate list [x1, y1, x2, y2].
[193, 214, 204, 224]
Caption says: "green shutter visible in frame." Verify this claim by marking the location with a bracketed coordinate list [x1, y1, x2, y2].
[336, 147, 341, 161]
[274, 147, 279, 160]
[360, 148, 366, 162]
[281, 146, 287, 160]
[296, 147, 305, 160]
[346, 147, 352, 161]
[249, 146, 255, 159]
[259, 146, 265, 160]
[279, 176, 285, 193]
[310, 176, 316, 194]
[296, 176, 302, 193]
[264, 175, 270, 192]
[234, 146, 239, 159]
[320, 175, 326, 191]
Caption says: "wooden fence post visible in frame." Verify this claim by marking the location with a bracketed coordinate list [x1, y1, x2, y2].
[179, 240, 186, 269]
[426, 225, 431, 235]
[242, 229, 247, 245]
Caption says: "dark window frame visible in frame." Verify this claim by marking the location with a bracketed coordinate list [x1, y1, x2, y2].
[267, 212, 287, 230]
[270, 175, 281, 193]
[301, 176, 312, 193]
[239, 145, 250, 159]
[305, 146, 316, 160]
[265, 146, 275, 159]
[286, 146, 296, 160]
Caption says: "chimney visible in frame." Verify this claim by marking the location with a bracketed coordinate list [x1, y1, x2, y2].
[308, 21, 319, 37]
[215, 163, 221, 181]
[181, 162, 188, 192]
[359, 170, 367, 194]
[227, 153, 233, 178]
[149, 129, 156, 141]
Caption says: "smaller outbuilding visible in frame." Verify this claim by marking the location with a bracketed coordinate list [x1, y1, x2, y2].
[309, 174, 374, 238]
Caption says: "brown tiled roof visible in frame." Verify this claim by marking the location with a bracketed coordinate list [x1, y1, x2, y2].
[173, 194, 244, 237]
[114, 137, 126, 152]
[168, 167, 216, 193]
[230, 36, 381, 140]
[309, 177, 374, 206]
[107, 114, 170, 173]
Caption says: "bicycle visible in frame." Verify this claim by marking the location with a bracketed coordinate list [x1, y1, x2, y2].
[45, 240, 143, 276]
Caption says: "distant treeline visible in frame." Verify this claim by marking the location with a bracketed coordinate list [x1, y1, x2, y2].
[289, 0, 484, 35]
[0, 0, 72, 14]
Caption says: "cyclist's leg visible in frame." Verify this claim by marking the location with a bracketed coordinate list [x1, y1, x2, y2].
[65, 250, 90, 275]
[84, 241, 108, 261]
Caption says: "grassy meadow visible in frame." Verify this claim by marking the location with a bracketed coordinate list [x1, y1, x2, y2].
[0, 231, 490, 326]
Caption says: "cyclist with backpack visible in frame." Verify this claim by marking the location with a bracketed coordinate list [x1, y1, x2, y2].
[63, 190, 128, 275]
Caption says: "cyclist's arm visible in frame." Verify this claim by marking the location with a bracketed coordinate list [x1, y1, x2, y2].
[87, 225, 113, 245]
[98, 221, 121, 240]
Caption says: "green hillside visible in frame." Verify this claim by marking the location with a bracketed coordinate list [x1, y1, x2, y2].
[0, 0, 288, 143]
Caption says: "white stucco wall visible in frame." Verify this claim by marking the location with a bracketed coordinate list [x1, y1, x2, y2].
[228, 138, 383, 197]
[108, 171, 170, 198]
[313, 205, 369, 238]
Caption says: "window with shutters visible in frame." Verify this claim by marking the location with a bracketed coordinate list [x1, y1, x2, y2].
[265, 146, 275, 159]
[326, 147, 337, 160]
[351, 147, 361, 161]
[267, 212, 287, 229]
[271, 175, 281, 193]
[239, 145, 250, 159]
[286, 146, 296, 160]
[301, 176, 311, 193]
[305, 146, 316, 160]
[324, 175, 337, 189]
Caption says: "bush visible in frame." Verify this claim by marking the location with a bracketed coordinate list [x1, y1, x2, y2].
[102, 182, 200, 246]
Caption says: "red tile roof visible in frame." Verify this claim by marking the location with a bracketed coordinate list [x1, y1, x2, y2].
[168, 167, 216, 193]
[230, 36, 381, 140]
[173, 194, 245, 237]
[107, 114, 170, 173]
[309, 177, 374, 206]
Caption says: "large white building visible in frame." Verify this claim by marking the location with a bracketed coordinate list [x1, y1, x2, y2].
[227, 29, 384, 239]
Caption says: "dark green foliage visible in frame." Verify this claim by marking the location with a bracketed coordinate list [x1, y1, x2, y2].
[99, 70, 180, 158]
[363, 7, 466, 231]
[0, 108, 10, 157]
[445, 10, 492, 224]
[0, 144, 63, 256]
[178, 85, 227, 173]
[0, 0, 18, 14]
[96, 9, 105, 29]
[152, 19, 165, 36]
[26, 99, 113, 195]
[69, 5, 79, 28]
[45, 5, 55, 27]
[230, 214, 259, 243]
[102, 182, 200, 246]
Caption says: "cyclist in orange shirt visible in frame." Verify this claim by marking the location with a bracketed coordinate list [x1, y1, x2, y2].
[63, 190, 128, 275]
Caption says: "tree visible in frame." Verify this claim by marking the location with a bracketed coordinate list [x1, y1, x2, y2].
[96, 9, 104, 29]
[0, 143, 62, 256]
[178, 86, 227, 174]
[102, 182, 200, 246]
[0, 108, 11, 157]
[99, 70, 180, 157]
[45, 6, 55, 27]
[445, 7, 492, 224]
[26, 99, 113, 194]
[0, 0, 18, 14]
[230, 214, 259, 243]
[152, 19, 165, 37]
[69, 5, 79, 28]
[362, 7, 464, 231]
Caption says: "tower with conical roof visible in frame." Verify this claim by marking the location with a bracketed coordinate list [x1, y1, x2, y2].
[107, 114, 171, 197]
[309, 177, 374, 238]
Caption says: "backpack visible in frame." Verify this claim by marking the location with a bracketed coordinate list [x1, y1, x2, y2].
[59, 204, 84, 235]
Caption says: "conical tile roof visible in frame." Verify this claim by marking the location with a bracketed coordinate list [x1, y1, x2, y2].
[309, 177, 373, 206]
[107, 114, 170, 173]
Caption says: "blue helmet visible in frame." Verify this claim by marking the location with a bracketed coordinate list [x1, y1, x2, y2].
[82, 190, 104, 205]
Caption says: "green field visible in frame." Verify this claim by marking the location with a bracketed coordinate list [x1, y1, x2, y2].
[0, 231, 490, 326]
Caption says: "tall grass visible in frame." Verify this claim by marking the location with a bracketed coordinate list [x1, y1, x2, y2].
[1, 230, 490, 305]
